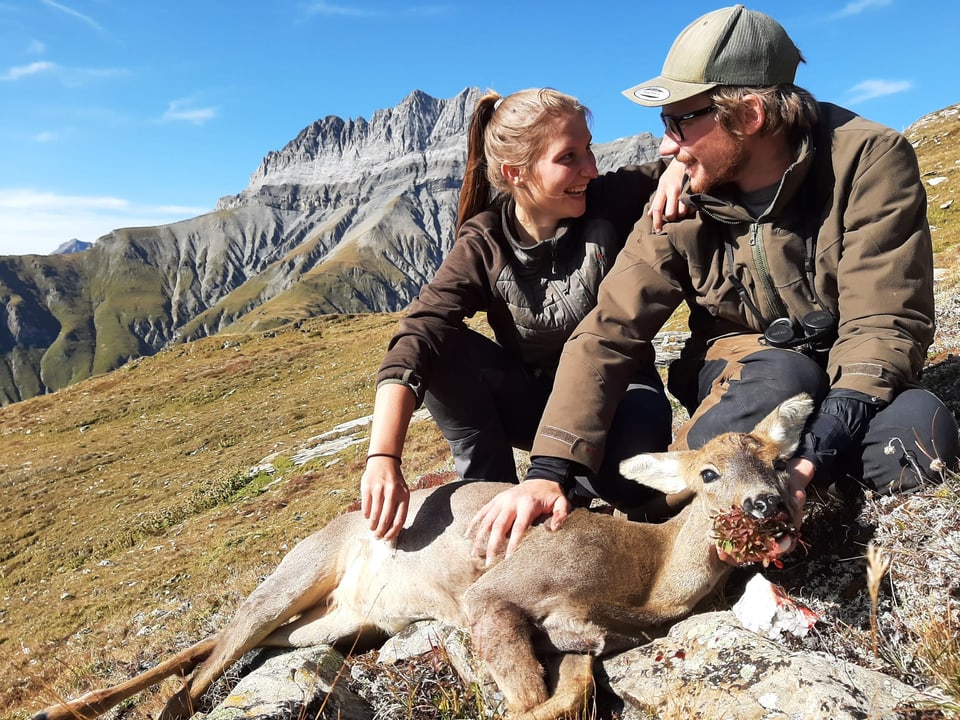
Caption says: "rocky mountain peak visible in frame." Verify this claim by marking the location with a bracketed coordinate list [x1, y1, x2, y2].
[240, 87, 481, 195]
[51, 239, 92, 255]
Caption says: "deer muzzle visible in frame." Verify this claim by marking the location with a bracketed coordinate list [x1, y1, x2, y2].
[742, 494, 785, 519]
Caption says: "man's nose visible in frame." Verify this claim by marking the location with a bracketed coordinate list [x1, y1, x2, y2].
[659, 134, 680, 157]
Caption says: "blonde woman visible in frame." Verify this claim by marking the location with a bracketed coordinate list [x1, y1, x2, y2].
[362, 88, 685, 538]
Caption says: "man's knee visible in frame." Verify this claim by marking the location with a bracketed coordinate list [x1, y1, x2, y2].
[682, 347, 828, 449]
[859, 388, 960, 494]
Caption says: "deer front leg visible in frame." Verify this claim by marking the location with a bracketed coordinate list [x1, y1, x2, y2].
[465, 596, 548, 715]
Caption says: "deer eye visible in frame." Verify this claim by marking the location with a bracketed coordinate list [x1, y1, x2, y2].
[700, 466, 720, 483]
[773, 459, 788, 472]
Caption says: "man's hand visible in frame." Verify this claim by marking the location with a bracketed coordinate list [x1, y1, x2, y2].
[786, 457, 816, 529]
[361, 456, 410, 541]
[649, 159, 689, 233]
[466, 479, 571, 566]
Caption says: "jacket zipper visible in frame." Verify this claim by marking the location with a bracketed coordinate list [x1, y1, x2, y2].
[750, 222, 788, 320]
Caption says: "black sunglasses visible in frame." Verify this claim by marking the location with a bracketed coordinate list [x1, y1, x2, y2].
[660, 104, 717, 141]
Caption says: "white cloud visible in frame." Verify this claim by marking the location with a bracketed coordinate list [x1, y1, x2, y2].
[32, 131, 59, 143]
[832, 0, 893, 18]
[1, 61, 129, 87]
[0, 189, 209, 256]
[2, 61, 57, 82]
[161, 99, 218, 125]
[845, 79, 912, 104]
[305, 1, 377, 16]
[39, 0, 106, 33]
[0, 190, 129, 211]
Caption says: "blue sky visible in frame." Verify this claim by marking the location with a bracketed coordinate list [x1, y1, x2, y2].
[1, 0, 957, 256]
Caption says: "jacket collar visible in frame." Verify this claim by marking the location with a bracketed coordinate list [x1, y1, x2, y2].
[501, 196, 572, 268]
[686, 133, 816, 223]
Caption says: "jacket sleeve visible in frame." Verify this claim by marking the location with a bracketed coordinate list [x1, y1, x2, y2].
[825, 129, 935, 401]
[529, 212, 684, 472]
[376, 226, 496, 405]
[589, 159, 668, 244]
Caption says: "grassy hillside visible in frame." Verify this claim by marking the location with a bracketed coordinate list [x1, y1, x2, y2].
[0, 312, 459, 718]
[2, 104, 958, 719]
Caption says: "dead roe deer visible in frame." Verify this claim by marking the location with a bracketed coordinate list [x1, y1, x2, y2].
[36, 393, 813, 720]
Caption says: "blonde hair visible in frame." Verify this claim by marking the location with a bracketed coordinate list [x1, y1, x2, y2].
[457, 88, 591, 229]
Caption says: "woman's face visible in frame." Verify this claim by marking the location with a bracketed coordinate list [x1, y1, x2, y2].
[513, 112, 599, 236]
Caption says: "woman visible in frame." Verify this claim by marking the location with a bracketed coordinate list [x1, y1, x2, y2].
[361, 88, 684, 539]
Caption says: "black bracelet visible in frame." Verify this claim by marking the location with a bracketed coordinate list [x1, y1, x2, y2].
[366, 453, 402, 465]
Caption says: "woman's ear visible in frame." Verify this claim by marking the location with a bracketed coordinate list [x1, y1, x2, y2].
[502, 163, 525, 188]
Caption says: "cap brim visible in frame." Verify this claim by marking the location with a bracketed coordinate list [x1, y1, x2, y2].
[622, 76, 718, 107]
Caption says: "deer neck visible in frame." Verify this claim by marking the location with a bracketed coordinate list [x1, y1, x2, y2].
[648, 502, 731, 613]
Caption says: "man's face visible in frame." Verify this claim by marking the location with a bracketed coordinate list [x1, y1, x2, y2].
[657, 93, 747, 193]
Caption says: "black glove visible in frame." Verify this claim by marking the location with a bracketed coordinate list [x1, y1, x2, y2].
[795, 389, 886, 472]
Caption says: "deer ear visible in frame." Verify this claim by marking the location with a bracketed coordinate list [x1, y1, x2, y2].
[618, 452, 690, 494]
[752, 393, 815, 456]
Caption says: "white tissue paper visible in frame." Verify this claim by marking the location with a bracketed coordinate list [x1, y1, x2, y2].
[732, 573, 818, 639]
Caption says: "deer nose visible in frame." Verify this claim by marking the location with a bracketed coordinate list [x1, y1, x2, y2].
[743, 494, 784, 519]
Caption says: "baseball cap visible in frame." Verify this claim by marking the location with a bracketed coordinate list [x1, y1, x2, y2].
[623, 5, 802, 107]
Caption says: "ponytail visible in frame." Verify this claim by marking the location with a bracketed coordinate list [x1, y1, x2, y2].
[457, 91, 500, 229]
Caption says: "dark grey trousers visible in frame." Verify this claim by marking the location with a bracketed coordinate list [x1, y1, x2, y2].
[668, 334, 960, 495]
[422, 328, 673, 503]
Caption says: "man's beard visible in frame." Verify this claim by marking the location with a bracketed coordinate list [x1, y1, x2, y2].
[685, 134, 747, 194]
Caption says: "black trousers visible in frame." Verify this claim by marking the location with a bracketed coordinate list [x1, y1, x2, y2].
[669, 334, 960, 495]
[422, 328, 673, 506]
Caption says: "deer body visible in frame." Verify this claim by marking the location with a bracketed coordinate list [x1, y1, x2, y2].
[36, 394, 812, 720]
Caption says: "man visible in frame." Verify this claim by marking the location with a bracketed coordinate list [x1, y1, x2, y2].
[470, 4, 960, 562]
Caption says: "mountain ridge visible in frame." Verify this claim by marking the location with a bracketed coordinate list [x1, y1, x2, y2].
[0, 87, 661, 405]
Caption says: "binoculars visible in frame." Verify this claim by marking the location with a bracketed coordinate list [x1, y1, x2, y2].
[763, 310, 837, 354]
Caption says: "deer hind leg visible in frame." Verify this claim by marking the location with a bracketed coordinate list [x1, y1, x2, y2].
[33, 637, 217, 720]
[160, 529, 349, 720]
[260, 600, 386, 651]
[514, 653, 594, 720]
[465, 596, 548, 715]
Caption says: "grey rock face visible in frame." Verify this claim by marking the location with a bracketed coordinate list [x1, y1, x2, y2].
[601, 611, 931, 720]
[191, 645, 372, 720]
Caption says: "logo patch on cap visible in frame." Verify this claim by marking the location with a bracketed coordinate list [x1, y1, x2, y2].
[633, 86, 671, 102]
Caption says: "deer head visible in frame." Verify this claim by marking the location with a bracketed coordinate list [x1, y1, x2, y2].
[618, 394, 813, 520]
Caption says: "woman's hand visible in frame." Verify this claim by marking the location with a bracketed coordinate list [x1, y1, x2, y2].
[361, 455, 410, 541]
[361, 383, 417, 540]
[467, 479, 571, 566]
[649, 159, 690, 233]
